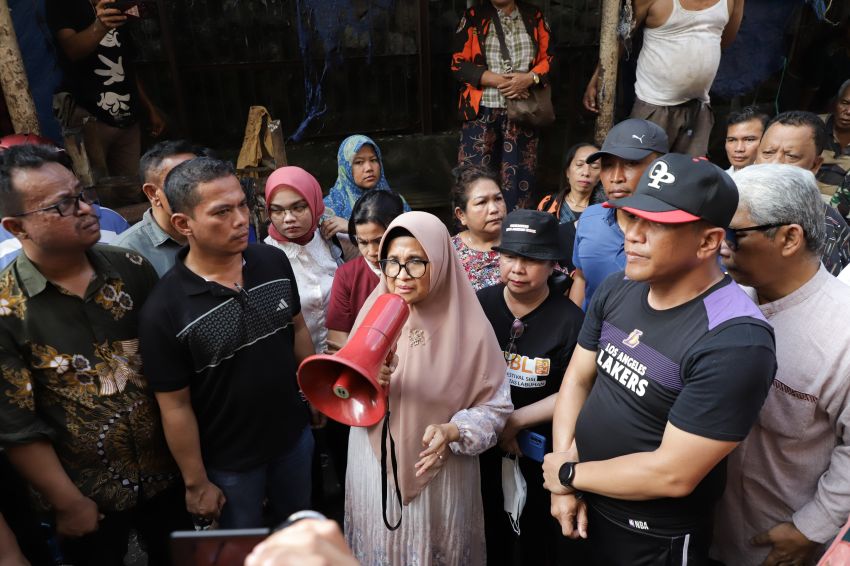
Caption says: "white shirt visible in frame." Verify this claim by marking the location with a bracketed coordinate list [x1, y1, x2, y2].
[265, 231, 340, 353]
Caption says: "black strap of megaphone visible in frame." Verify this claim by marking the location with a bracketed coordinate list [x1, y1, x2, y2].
[381, 408, 403, 531]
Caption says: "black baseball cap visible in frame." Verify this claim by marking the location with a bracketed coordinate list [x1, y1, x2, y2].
[603, 153, 739, 227]
[586, 119, 669, 163]
[492, 209, 568, 261]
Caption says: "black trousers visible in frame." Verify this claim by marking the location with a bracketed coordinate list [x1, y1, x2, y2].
[583, 504, 711, 566]
[481, 449, 591, 566]
[61, 484, 192, 566]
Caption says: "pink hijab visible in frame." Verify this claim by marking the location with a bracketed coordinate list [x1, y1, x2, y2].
[352, 211, 505, 504]
[264, 166, 325, 245]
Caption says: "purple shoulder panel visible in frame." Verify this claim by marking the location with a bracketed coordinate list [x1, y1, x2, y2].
[703, 283, 767, 331]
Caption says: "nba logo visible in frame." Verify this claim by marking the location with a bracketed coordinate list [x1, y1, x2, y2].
[622, 329, 643, 348]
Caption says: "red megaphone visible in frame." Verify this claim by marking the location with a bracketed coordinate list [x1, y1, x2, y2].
[298, 293, 409, 426]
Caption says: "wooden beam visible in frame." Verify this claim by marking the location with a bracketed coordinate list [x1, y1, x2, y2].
[594, 0, 621, 145]
[0, 0, 40, 134]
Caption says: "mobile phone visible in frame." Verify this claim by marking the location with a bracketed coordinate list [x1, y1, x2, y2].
[517, 430, 547, 463]
[170, 528, 270, 566]
[103, 1, 158, 19]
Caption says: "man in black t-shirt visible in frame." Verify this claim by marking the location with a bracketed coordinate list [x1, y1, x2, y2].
[46, 0, 164, 177]
[139, 158, 316, 529]
[542, 154, 777, 565]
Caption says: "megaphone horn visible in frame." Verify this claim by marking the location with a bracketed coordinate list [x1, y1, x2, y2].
[297, 293, 409, 427]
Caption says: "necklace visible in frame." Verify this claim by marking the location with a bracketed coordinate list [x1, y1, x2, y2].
[565, 194, 589, 210]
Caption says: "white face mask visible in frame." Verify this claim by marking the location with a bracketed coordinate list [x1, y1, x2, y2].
[502, 454, 527, 535]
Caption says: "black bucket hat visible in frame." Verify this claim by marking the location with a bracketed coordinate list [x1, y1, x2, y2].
[492, 209, 568, 261]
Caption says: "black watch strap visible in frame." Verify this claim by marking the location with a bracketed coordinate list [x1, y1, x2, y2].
[558, 461, 577, 488]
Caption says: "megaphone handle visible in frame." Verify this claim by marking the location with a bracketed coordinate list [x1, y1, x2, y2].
[381, 404, 403, 531]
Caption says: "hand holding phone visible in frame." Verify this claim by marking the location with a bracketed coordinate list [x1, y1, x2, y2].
[517, 430, 547, 463]
[95, 0, 129, 29]
[100, 1, 158, 21]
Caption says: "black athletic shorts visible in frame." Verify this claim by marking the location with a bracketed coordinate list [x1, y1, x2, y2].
[583, 504, 711, 566]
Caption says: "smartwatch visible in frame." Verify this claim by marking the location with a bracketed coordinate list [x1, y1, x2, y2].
[558, 461, 577, 488]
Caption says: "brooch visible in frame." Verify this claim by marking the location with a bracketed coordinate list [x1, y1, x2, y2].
[409, 329, 426, 347]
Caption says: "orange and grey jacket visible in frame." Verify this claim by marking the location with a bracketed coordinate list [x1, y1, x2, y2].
[450, 3, 553, 121]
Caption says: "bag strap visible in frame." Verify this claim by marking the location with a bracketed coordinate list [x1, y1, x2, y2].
[381, 406, 403, 531]
[489, 12, 513, 73]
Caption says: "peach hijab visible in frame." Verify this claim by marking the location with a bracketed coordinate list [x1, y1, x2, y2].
[264, 166, 325, 245]
[352, 211, 505, 504]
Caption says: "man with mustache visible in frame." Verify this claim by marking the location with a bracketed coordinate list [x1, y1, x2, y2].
[0, 144, 186, 565]
[543, 154, 777, 564]
[569, 118, 668, 309]
[139, 157, 316, 529]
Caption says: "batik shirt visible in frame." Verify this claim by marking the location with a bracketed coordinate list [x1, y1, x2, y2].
[451, 234, 501, 291]
[0, 245, 177, 513]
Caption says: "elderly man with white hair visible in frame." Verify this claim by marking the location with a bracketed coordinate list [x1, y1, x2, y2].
[712, 164, 850, 566]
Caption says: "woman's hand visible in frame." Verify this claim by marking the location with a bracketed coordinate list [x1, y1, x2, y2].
[320, 216, 348, 240]
[499, 73, 534, 100]
[498, 416, 522, 456]
[377, 351, 399, 388]
[415, 423, 460, 477]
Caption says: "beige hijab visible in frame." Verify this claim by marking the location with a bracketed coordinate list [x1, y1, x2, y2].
[352, 211, 505, 504]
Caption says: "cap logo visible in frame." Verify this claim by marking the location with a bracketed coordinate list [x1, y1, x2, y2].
[506, 223, 537, 234]
[631, 134, 646, 144]
[646, 161, 676, 189]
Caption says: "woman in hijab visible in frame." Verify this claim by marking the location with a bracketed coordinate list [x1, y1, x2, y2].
[344, 211, 512, 565]
[320, 135, 410, 239]
[265, 166, 343, 354]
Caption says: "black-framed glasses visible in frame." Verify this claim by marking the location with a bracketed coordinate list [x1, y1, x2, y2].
[268, 202, 310, 217]
[723, 223, 790, 251]
[504, 318, 525, 362]
[379, 258, 429, 279]
[13, 187, 100, 218]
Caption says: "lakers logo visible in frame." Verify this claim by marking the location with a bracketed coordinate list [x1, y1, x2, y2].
[622, 329, 643, 348]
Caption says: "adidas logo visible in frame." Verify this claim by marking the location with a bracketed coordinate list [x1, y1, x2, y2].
[276, 298, 288, 311]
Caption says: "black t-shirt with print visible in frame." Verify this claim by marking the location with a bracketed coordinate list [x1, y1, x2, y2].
[477, 283, 584, 441]
[46, 0, 139, 127]
[575, 272, 777, 536]
[139, 244, 308, 472]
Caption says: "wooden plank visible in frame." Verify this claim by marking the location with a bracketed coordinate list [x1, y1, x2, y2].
[594, 0, 621, 145]
[0, 0, 40, 134]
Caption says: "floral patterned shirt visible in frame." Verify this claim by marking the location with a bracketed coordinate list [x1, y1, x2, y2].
[0, 245, 178, 512]
[451, 234, 501, 292]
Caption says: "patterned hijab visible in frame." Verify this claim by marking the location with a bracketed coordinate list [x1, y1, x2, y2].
[323, 135, 394, 220]
[352, 211, 505, 504]
[265, 166, 325, 245]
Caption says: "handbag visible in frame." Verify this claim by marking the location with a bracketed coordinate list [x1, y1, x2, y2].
[490, 12, 555, 129]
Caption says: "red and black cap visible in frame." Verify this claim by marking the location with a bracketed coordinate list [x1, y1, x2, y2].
[603, 153, 739, 228]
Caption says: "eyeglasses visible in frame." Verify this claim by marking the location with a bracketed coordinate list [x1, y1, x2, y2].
[723, 223, 790, 251]
[378, 258, 429, 279]
[269, 202, 310, 217]
[13, 187, 100, 218]
[504, 318, 525, 362]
